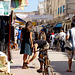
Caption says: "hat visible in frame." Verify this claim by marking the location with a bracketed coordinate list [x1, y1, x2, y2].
[51, 32, 54, 35]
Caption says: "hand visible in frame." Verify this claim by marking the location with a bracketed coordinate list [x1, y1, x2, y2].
[31, 44, 33, 48]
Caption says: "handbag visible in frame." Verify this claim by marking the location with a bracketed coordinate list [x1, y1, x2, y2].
[65, 40, 72, 50]
[65, 30, 73, 50]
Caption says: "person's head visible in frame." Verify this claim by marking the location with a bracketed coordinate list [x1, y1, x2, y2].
[60, 28, 64, 32]
[41, 30, 45, 33]
[43, 42, 49, 49]
[25, 21, 32, 32]
[71, 22, 75, 28]
[19, 26, 21, 29]
[51, 32, 54, 35]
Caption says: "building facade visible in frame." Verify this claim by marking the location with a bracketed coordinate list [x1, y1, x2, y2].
[38, 1, 45, 15]
[45, 0, 75, 32]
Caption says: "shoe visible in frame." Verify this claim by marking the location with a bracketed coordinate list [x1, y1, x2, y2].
[37, 69, 42, 73]
[22, 65, 29, 69]
[22, 62, 29, 69]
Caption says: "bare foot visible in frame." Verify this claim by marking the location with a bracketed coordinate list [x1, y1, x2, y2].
[66, 69, 72, 72]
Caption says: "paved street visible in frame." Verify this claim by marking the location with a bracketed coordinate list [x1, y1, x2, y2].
[10, 50, 75, 75]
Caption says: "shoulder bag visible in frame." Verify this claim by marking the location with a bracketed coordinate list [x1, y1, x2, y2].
[65, 30, 73, 50]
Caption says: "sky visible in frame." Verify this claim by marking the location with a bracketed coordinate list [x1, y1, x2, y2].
[14, 0, 44, 12]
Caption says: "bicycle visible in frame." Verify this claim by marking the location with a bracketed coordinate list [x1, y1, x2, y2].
[35, 49, 53, 75]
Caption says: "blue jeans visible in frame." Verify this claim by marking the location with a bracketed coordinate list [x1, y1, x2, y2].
[18, 39, 21, 49]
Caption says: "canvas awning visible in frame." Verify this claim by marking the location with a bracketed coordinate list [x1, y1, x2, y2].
[54, 23, 62, 27]
[16, 14, 53, 20]
[16, 16, 26, 23]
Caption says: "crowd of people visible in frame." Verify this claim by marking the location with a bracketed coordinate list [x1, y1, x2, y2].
[10, 18, 75, 73]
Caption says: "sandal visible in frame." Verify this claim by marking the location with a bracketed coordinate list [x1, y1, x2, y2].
[37, 69, 42, 73]
[66, 69, 72, 72]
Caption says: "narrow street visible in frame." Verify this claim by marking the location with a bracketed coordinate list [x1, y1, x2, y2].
[10, 50, 42, 75]
[10, 49, 75, 75]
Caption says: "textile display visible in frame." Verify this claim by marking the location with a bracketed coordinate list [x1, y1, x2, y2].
[11, 0, 28, 10]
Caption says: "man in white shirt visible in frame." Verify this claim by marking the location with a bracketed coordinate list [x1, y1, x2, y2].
[56, 28, 66, 52]
[50, 32, 55, 47]
[66, 22, 75, 72]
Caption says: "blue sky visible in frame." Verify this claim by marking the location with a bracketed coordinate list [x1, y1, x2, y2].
[14, 0, 44, 12]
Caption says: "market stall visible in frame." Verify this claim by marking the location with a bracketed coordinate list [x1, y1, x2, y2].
[0, 0, 11, 73]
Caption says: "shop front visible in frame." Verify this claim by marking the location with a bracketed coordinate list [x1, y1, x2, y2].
[53, 23, 62, 33]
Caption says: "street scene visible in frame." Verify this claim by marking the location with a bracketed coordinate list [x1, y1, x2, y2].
[0, 0, 75, 75]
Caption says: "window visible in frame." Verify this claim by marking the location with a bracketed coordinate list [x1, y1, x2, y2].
[63, 5, 65, 12]
[60, 7, 62, 13]
[58, 8, 59, 14]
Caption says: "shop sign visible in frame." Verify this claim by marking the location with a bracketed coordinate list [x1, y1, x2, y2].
[0, 1, 11, 16]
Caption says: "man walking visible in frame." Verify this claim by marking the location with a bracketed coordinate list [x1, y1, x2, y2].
[66, 22, 75, 72]
[17, 26, 21, 49]
[56, 28, 66, 52]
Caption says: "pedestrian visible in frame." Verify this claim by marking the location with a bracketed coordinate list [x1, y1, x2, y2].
[66, 22, 75, 72]
[17, 26, 21, 49]
[27, 40, 49, 73]
[20, 21, 33, 69]
[56, 28, 66, 52]
[49, 32, 55, 47]
[14, 28, 18, 50]
[38, 30, 46, 41]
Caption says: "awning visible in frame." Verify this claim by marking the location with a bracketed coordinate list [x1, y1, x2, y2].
[55, 23, 62, 27]
[16, 16, 26, 23]
[16, 14, 53, 20]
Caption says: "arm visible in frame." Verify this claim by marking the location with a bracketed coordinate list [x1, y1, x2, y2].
[29, 44, 38, 63]
[66, 31, 69, 40]
[38, 33, 41, 40]
[30, 32, 33, 48]
[44, 33, 46, 41]
[66, 35, 69, 40]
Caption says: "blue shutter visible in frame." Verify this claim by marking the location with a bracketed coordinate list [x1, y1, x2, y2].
[60, 7, 62, 13]
[58, 8, 59, 14]
[63, 5, 65, 12]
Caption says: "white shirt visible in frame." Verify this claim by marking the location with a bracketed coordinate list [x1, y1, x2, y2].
[14, 29, 18, 39]
[67, 27, 75, 48]
[56, 32, 66, 41]
[50, 35, 55, 42]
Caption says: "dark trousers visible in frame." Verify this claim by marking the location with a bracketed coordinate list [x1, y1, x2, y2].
[59, 40, 65, 52]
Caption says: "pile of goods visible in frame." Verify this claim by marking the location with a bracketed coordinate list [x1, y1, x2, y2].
[0, 51, 14, 75]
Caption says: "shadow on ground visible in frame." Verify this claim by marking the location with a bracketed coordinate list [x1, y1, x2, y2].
[10, 66, 22, 69]
[51, 61, 75, 75]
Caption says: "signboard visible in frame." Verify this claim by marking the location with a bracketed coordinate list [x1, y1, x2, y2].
[16, 14, 53, 20]
[32, 22, 36, 26]
[0, 1, 11, 16]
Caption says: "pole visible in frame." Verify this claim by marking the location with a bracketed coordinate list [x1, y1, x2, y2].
[8, 14, 11, 61]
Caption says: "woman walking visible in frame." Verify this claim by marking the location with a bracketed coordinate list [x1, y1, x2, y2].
[20, 21, 33, 69]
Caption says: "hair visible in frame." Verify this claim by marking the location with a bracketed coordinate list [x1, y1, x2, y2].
[71, 22, 75, 27]
[19, 26, 21, 29]
[60, 28, 64, 32]
[25, 21, 32, 32]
